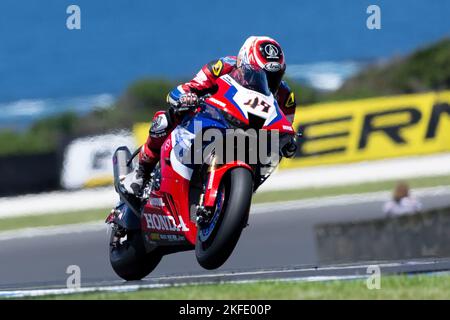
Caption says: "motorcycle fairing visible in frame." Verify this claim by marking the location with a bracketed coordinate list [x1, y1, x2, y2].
[139, 72, 294, 247]
[206, 75, 295, 134]
[141, 190, 191, 245]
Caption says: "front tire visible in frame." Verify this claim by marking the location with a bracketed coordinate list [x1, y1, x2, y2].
[195, 167, 253, 270]
[109, 230, 162, 281]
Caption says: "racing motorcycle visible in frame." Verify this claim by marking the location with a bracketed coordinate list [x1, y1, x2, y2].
[106, 65, 295, 280]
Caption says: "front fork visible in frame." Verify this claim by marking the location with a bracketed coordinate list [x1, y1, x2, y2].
[195, 159, 253, 226]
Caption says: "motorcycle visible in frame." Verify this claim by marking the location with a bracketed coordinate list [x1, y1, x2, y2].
[106, 65, 295, 280]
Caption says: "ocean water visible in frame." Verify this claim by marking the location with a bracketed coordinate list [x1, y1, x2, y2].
[1, 0, 450, 128]
[0, 94, 114, 129]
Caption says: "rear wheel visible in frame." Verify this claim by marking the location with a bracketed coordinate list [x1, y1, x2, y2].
[109, 229, 162, 281]
[195, 167, 253, 270]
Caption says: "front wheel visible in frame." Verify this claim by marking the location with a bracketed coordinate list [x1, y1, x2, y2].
[195, 167, 253, 270]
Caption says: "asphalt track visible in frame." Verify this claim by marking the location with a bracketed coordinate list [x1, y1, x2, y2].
[1, 190, 450, 293]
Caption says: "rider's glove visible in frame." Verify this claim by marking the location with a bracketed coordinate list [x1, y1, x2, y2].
[280, 137, 298, 158]
[176, 92, 199, 113]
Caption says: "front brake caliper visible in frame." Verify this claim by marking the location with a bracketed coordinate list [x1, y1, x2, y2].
[195, 193, 212, 226]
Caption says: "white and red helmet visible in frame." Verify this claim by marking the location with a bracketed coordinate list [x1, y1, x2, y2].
[237, 36, 286, 93]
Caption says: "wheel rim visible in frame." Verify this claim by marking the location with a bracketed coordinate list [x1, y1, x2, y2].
[198, 186, 225, 242]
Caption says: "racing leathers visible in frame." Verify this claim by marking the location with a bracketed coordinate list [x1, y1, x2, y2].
[121, 56, 297, 195]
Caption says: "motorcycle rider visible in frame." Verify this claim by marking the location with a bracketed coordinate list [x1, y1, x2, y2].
[122, 36, 298, 195]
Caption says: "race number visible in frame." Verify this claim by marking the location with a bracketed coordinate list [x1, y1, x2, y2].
[244, 97, 271, 113]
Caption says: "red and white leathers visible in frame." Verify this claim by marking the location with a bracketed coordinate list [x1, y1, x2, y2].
[138, 55, 297, 169]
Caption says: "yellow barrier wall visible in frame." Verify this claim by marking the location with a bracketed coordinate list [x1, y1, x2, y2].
[134, 122, 150, 145]
[284, 91, 450, 168]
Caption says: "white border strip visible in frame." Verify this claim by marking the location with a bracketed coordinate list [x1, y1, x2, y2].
[1, 260, 444, 299]
[0, 185, 449, 242]
[0, 273, 368, 299]
[259, 152, 450, 192]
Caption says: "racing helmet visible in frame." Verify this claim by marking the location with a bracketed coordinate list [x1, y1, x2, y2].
[237, 36, 286, 93]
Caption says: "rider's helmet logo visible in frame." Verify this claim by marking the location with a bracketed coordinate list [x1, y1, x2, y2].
[264, 62, 282, 72]
[264, 44, 280, 59]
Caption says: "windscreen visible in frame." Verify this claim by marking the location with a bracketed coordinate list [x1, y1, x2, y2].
[229, 65, 271, 96]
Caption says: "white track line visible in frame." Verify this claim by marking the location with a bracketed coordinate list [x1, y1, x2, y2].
[0, 276, 368, 299]
[251, 185, 450, 214]
[0, 283, 171, 299]
[259, 152, 450, 192]
[0, 260, 442, 298]
[0, 272, 370, 299]
[139, 259, 439, 282]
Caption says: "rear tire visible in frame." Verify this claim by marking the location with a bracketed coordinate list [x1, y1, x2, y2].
[109, 230, 162, 281]
[195, 167, 253, 270]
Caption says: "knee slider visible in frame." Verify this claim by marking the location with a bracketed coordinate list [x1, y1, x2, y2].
[149, 111, 171, 137]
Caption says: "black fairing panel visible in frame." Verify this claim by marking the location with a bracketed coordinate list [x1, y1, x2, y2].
[114, 202, 141, 230]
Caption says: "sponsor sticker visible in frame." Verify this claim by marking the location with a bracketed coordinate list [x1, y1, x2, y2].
[149, 197, 165, 207]
[144, 213, 190, 232]
[264, 43, 280, 59]
[150, 233, 160, 240]
[160, 234, 186, 242]
[209, 97, 226, 107]
[212, 60, 223, 77]
[264, 62, 282, 72]
[285, 92, 295, 108]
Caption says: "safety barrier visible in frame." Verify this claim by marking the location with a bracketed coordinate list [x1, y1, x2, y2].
[285, 91, 450, 168]
[0, 152, 62, 196]
[315, 206, 450, 264]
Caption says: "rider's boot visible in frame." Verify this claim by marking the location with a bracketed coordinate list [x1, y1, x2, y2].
[121, 161, 151, 195]
[121, 145, 159, 196]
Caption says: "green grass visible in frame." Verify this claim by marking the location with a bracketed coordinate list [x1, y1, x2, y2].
[252, 174, 450, 203]
[36, 274, 450, 299]
[0, 208, 108, 232]
[1, 174, 449, 232]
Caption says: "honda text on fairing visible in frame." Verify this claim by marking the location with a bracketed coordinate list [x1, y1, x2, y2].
[106, 65, 296, 281]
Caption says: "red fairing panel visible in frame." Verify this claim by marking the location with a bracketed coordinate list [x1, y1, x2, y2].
[203, 161, 253, 208]
[206, 77, 295, 135]
[144, 135, 198, 245]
